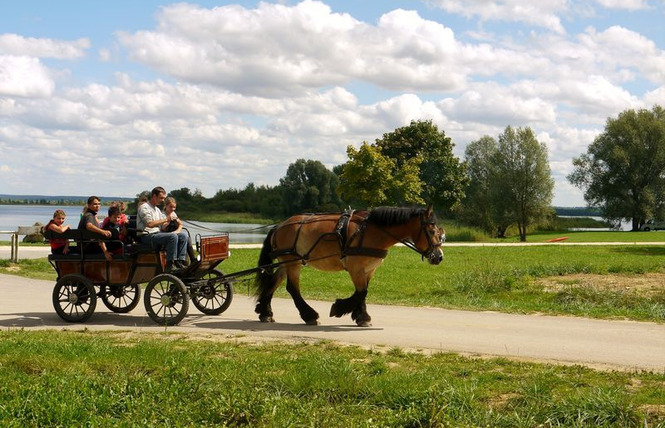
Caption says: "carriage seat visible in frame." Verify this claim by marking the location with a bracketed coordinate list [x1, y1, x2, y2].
[43, 228, 132, 259]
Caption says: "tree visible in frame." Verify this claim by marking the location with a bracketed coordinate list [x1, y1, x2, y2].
[375, 120, 468, 213]
[280, 159, 344, 214]
[337, 142, 424, 208]
[460, 136, 499, 234]
[568, 106, 665, 230]
[169, 187, 205, 206]
[493, 126, 554, 241]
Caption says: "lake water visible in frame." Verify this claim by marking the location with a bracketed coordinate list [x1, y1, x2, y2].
[0, 205, 268, 243]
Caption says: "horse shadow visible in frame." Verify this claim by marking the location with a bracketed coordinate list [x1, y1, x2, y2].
[0, 311, 383, 333]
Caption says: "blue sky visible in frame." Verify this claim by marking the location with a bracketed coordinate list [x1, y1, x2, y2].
[1, 0, 664, 207]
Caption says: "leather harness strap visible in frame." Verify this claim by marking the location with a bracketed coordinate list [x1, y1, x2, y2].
[342, 214, 389, 259]
[268, 211, 390, 263]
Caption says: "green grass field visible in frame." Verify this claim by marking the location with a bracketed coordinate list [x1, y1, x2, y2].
[1, 331, 663, 427]
[2, 233, 665, 426]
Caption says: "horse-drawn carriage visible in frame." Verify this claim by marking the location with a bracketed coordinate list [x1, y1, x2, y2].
[45, 228, 233, 326]
[44, 206, 445, 327]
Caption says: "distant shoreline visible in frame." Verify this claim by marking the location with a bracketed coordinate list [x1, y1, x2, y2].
[0, 196, 132, 206]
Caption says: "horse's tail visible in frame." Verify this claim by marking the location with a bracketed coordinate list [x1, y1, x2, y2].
[254, 227, 276, 297]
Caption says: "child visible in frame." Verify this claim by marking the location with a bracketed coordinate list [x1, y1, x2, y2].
[44, 209, 71, 254]
[161, 196, 182, 233]
[101, 201, 129, 230]
[102, 205, 126, 255]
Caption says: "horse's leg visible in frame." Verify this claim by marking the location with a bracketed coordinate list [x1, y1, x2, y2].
[284, 265, 320, 325]
[255, 267, 286, 322]
[329, 268, 374, 327]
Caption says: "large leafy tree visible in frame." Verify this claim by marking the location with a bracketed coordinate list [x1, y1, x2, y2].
[375, 120, 468, 213]
[568, 105, 665, 230]
[280, 159, 344, 214]
[337, 142, 424, 208]
[493, 126, 553, 241]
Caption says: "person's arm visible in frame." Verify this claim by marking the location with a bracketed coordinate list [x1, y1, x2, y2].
[48, 223, 70, 233]
[99, 241, 112, 261]
[173, 218, 182, 233]
[141, 205, 170, 229]
[86, 221, 111, 238]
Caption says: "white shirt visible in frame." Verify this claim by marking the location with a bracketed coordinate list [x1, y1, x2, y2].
[137, 202, 165, 234]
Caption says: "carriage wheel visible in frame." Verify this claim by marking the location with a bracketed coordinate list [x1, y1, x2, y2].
[101, 284, 141, 313]
[52, 274, 97, 322]
[190, 269, 234, 315]
[144, 274, 189, 326]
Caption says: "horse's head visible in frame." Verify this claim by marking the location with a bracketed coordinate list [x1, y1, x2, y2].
[414, 205, 444, 265]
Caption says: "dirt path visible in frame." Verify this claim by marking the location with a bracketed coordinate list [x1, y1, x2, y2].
[1, 273, 663, 371]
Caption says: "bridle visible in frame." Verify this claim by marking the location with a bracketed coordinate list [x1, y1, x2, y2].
[377, 211, 445, 261]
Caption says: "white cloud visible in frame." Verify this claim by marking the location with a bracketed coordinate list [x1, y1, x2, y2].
[427, 0, 568, 33]
[593, 0, 650, 10]
[644, 86, 665, 107]
[0, 55, 54, 97]
[98, 48, 111, 62]
[439, 82, 557, 125]
[579, 26, 665, 84]
[0, 34, 89, 58]
[118, 1, 470, 94]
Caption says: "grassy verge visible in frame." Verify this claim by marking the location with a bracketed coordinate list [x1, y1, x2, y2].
[0, 330, 663, 427]
[0, 258, 54, 281]
[507, 230, 665, 243]
[2, 244, 665, 322]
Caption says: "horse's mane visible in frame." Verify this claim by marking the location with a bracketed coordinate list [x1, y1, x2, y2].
[366, 206, 433, 226]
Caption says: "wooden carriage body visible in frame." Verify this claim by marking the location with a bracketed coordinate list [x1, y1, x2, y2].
[44, 228, 231, 325]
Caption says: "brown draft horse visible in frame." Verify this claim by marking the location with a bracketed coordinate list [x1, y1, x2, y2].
[254, 205, 445, 327]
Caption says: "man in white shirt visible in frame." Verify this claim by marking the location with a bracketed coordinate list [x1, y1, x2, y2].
[137, 186, 189, 272]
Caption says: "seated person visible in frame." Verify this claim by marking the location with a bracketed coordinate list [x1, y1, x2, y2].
[101, 201, 129, 230]
[102, 205, 126, 255]
[137, 186, 189, 272]
[44, 209, 71, 255]
[162, 196, 182, 233]
[78, 196, 113, 261]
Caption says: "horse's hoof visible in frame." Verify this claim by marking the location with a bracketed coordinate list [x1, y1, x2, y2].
[305, 319, 320, 326]
[259, 315, 275, 323]
[329, 301, 342, 317]
[356, 321, 372, 327]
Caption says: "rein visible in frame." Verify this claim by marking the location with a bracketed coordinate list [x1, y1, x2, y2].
[181, 219, 276, 234]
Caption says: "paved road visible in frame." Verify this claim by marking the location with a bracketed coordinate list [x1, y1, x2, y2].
[1, 273, 664, 371]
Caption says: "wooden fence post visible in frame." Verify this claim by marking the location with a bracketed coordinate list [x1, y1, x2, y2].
[10, 233, 18, 263]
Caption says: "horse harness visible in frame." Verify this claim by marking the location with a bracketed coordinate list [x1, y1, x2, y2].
[268, 210, 389, 265]
[267, 209, 443, 267]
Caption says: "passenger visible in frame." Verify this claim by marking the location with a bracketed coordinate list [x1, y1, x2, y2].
[102, 205, 125, 255]
[113, 200, 129, 226]
[78, 196, 113, 261]
[100, 201, 129, 239]
[137, 191, 150, 208]
[161, 197, 182, 233]
[44, 209, 71, 255]
[137, 186, 189, 272]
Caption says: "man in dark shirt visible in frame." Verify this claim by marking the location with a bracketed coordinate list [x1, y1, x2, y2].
[78, 196, 112, 260]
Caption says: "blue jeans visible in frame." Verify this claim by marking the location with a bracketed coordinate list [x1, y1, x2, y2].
[141, 232, 189, 262]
